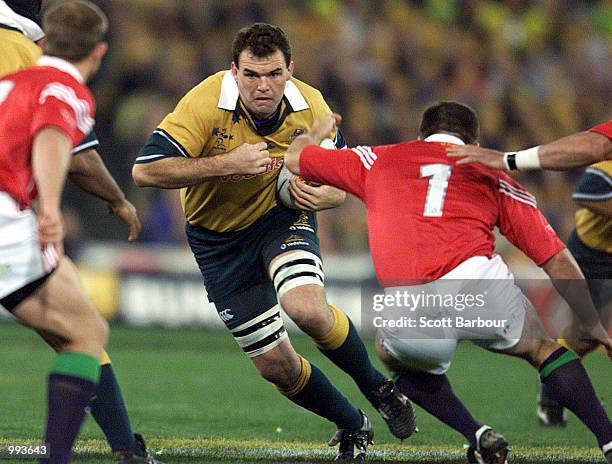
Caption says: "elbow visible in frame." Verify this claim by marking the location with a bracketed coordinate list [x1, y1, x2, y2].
[132, 164, 156, 187]
[541, 248, 583, 279]
[581, 133, 611, 164]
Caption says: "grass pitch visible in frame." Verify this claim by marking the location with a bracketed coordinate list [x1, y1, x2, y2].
[0, 323, 609, 463]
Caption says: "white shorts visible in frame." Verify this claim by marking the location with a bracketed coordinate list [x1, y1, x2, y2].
[0, 193, 58, 311]
[379, 255, 526, 375]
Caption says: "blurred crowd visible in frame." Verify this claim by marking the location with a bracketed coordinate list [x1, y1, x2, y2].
[64, 0, 611, 259]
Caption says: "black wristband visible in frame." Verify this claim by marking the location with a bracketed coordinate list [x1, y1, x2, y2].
[506, 153, 518, 171]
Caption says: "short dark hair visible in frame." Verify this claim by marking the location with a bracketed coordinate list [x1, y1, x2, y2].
[419, 101, 480, 144]
[43, 0, 108, 62]
[232, 23, 292, 68]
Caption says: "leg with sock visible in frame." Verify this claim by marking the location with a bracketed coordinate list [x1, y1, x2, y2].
[539, 347, 612, 454]
[396, 369, 481, 447]
[41, 352, 100, 464]
[276, 355, 373, 462]
[314, 305, 417, 438]
[89, 353, 141, 457]
[276, 355, 364, 431]
[314, 305, 387, 400]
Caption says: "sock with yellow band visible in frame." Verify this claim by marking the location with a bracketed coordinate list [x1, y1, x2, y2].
[43, 352, 100, 464]
[89, 352, 141, 455]
[314, 305, 387, 404]
[277, 355, 363, 430]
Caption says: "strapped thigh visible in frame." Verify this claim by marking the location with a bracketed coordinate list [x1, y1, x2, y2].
[269, 250, 324, 298]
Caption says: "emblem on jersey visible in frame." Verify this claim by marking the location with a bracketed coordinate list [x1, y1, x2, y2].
[280, 234, 310, 250]
[289, 212, 314, 233]
[211, 128, 233, 151]
[289, 128, 306, 141]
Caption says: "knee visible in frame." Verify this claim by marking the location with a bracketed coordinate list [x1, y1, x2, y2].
[254, 351, 301, 389]
[281, 292, 331, 337]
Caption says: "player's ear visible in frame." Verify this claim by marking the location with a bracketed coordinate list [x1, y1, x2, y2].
[93, 42, 108, 61]
[287, 60, 294, 77]
[231, 62, 239, 80]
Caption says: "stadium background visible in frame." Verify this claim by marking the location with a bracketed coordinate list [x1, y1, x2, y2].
[1, 1, 610, 462]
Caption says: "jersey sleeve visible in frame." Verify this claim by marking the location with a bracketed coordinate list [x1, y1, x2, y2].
[495, 173, 565, 266]
[300, 145, 376, 199]
[156, 82, 213, 159]
[30, 81, 95, 146]
[73, 129, 99, 155]
[573, 162, 612, 202]
[589, 120, 612, 140]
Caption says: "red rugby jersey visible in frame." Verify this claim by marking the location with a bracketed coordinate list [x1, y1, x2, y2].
[589, 120, 612, 140]
[300, 136, 565, 285]
[0, 57, 95, 208]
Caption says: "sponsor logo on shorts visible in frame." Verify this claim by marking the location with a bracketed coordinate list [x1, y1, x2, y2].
[219, 308, 234, 322]
[280, 234, 310, 250]
[290, 212, 313, 232]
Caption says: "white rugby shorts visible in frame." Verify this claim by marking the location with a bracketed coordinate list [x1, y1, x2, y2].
[379, 255, 526, 375]
[0, 192, 58, 310]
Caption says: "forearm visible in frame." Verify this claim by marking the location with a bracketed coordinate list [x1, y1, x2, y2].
[32, 128, 72, 213]
[538, 131, 611, 170]
[133, 154, 238, 189]
[541, 249, 600, 327]
[69, 149, 125, 203]
[285, 135, 317, 175]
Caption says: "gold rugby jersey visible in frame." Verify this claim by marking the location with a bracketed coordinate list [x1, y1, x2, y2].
[573, 160, 611, 254]
[0, 27, 41, 77]
[138, 71, 334, 232]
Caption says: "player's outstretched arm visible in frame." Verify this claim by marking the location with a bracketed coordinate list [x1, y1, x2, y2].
[541, 249, 612, 359]
[448, 131, 611, 171]
[69, 148, 141, 241]
[132, 142, 272, 189]
[32, 127, 73, 256]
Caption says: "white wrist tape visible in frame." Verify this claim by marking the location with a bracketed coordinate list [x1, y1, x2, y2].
[515, 146, 541, 170]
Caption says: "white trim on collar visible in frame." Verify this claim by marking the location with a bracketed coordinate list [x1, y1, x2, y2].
[424, 133, 465, 145]
[217, 70, 309, 112]
[37, 56, 84, 83]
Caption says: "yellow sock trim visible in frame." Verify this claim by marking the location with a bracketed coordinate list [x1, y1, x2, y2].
[276, 355, 312, 397]
[99, 350, 111, 366]
[311, 304, 350, 351]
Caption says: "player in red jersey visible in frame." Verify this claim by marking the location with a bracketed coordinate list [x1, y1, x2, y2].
[447, 120, 612, 171]
[285, 102, 612, 464]
[0, 2, 109, 463]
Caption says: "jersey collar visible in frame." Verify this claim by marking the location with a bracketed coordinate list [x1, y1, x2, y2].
[37, 55, 84, 83]
[424, 133, 465, 145]
[218, 70, 309, 112]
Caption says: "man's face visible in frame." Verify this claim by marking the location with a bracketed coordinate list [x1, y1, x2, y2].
[231, 48, 294, 119]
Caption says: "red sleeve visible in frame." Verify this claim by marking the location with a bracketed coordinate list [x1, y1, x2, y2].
[300, 145, 375, 199]
[30, 82, 94, 146]
[496, 173, 565, 266]
[589, 120, 612, 139]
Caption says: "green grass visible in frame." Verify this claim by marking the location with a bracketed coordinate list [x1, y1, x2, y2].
[0, 323, 609, 463]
